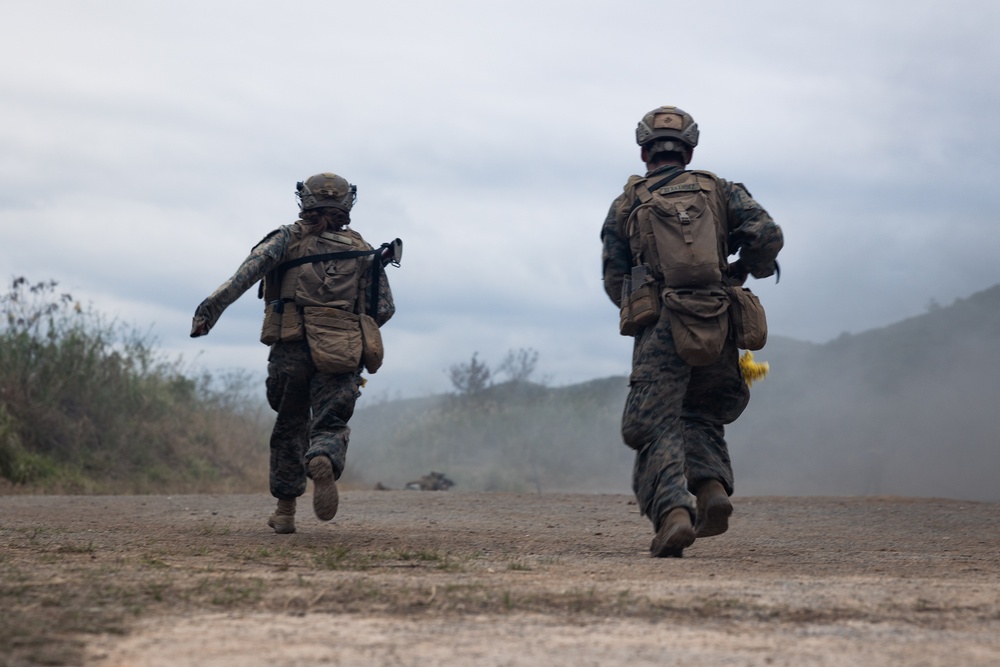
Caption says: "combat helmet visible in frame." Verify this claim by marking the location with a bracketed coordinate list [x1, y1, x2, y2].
[296, 172, 357, 213]
[635, 106, 700, 151]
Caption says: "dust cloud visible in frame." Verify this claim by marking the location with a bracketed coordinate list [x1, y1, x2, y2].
[348, 286, 1000, 503]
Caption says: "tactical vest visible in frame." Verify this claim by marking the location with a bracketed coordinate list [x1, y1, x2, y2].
[619, 169, 729, 289]
[259, 222, 374, 345]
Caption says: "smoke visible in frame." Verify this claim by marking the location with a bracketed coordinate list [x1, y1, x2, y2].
[345, 286, 1000, 502]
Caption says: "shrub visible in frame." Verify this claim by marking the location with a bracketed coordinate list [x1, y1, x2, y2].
[0, 277, 270, 493]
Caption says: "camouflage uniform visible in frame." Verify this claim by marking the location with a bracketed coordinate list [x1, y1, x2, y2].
[601, 164, 782, 530]
[192, 226, 394, 501]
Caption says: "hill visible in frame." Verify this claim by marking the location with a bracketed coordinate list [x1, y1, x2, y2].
[730, 284, 1000, 501]
[349, 285, 1000, 502]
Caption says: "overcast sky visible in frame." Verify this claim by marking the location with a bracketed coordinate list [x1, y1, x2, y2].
[2, 1, 999, 398]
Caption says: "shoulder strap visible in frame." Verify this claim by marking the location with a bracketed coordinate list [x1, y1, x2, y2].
[626, 168, 688, 220]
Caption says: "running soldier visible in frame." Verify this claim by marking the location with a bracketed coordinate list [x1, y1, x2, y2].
[601, 107, 783, 557]
[191, 173, 398, 534]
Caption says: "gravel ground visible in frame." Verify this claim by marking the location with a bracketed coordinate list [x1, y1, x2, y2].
[1, 491, 998, 666]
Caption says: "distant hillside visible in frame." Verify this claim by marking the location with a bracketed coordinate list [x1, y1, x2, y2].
[730, 284, 1000, 501]
[347, 376, 633, 494]
[348, 285, 1000, 502]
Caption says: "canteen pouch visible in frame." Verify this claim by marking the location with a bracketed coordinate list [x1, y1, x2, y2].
[728, 286, 767, 350]
[662, 289, 730, 366]
[359, 313, 384, 374]
[302, 306, 363, 374]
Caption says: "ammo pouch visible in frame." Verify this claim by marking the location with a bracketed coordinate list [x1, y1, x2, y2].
[260, 300, 305, 345]
[619, 280, 661, 336]
[662, 288, 730, 366]
[303, 306, 363, 374]
[727, 286, 767, 350]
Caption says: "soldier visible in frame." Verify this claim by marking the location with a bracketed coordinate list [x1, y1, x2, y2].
[601, 107, 783, 557]
[191, 173, 397, 534]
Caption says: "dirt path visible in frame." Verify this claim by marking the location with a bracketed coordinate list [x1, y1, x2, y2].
[2, 491, 998, 666]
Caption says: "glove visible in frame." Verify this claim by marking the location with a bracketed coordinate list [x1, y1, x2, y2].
[190, 301, 212, 338]
[728, 259, 749, 286]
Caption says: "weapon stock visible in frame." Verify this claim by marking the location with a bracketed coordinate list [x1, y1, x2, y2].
[379, 238, 403, 267]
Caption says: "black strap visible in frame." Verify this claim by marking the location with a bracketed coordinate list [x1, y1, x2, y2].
[270, 248, 381, 290]
[279, 245, 391, 319]
[260, 248, 382, 301]
[275, 249, 379, 274]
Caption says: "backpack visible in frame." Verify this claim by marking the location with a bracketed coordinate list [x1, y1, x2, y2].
[619, 170, 733, 364]
[259, 223, 393, 373]
[621, 169, 728, 288]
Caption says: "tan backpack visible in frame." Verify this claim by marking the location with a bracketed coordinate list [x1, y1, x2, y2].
[622, 169, 728, 289]
[619, 169, 733, 364]
[259, 224, 395, 374]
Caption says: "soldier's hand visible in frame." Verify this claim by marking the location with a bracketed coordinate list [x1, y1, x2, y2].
[728, 260, 749, 286]
[190, 316, 210, 338]
[190, 302, 213, 338]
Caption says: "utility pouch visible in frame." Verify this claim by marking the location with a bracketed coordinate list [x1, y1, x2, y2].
[260, 301, 281, 345]
[359, 313, 384, 374]
[662, 288, 730, 366]
[619, 265, 661, 336]
[260, 300, 305, 345]
[302, 306, 362, 374]
[727, 286, 767, 350]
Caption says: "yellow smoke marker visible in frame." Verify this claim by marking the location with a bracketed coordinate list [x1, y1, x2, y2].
[739, 350, 769, 386]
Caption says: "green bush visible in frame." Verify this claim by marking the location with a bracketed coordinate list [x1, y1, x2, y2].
[0, 277, 270, 494]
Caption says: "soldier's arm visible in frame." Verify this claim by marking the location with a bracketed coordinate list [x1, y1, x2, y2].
[723, 181, 783, 281]
[601, 194, 632, 308]
[190, 228, 290, 337]
[371, 264, 395, 327]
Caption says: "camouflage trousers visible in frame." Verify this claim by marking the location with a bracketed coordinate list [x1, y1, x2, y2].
[265, 341, 363, 500]
[622, 310, 749, 529]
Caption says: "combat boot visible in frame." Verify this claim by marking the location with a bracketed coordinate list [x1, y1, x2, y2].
[650, 508, 696, 558]
[267, 498, 296, 534]
[695, 479, 733, 537]
[308, 455, 339, 521]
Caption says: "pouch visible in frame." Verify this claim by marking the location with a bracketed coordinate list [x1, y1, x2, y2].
[260, 301, 281, 345]
[619, 281, 662, 336]
[260, 301, 305, 345]
[619, 266, 662, 336]
[662, 289, 730, 366]
[359, 313, 384, 374]
[302, 307, 363, 374]
[728, 286, 767, 350]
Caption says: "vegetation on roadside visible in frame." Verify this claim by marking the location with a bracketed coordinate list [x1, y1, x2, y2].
[5, 271, 1000, 500]
[0, 277, 270, 494]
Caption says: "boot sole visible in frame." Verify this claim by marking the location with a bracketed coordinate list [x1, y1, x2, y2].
[650, 521, 696, 558]
[696, 494, 733, 538]
[308, 457, 340, 521]
[267, 516, 296, 534]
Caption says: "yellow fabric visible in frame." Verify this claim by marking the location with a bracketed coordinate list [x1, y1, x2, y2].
[739, 350, 770, 386]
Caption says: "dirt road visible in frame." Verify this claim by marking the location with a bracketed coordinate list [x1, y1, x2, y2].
[2, 491, 998, 666]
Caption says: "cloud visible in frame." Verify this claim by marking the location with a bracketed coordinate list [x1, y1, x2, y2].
[2, 0, 1000, 397]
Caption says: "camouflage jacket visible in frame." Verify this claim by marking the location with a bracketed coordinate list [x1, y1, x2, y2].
[192, 224, 395, 336]
[601, 165, 783, 308]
